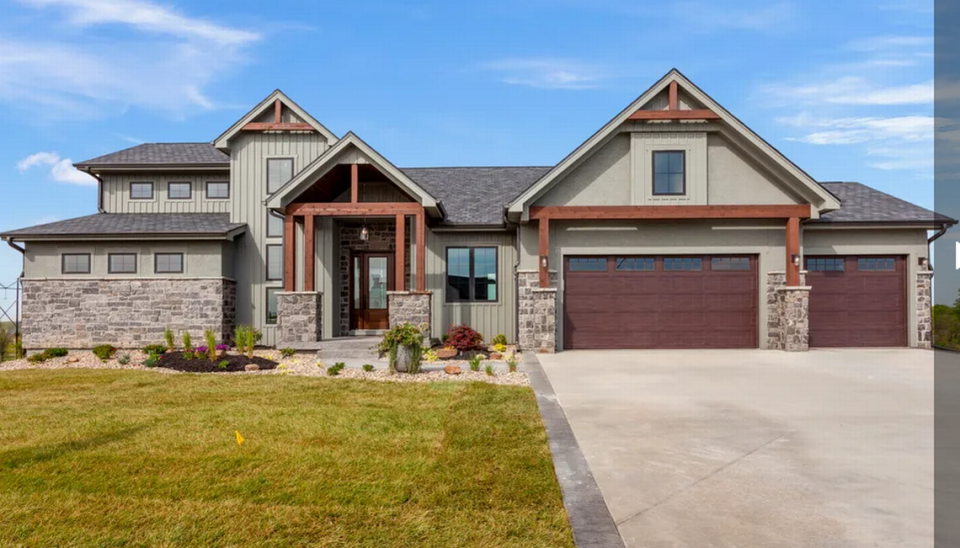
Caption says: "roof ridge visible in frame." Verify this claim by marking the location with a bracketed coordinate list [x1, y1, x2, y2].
[401, 165, 553, 170]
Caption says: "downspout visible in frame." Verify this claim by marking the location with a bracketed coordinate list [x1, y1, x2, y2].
[928, 224, 949, 245]
[82, 168, 106, 213]
[5, 238, 24, 254]
[514, 222, 521, 346]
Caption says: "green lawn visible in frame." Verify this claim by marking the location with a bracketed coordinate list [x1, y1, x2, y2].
[0, 370, 573, 547]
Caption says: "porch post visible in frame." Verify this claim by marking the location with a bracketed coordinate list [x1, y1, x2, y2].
[416, 211, 426, 292]
[395, 213, 406, 291]
[538, 217, 550, 288]
[284, 212, 295, 291]
[304, 215, 315, 292]
[786, 217, 800, 286]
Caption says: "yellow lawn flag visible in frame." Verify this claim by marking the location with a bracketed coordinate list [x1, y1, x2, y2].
[235, 430, 245, 446]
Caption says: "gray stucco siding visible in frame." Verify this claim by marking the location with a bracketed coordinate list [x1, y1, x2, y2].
[23, 240, 231, 279]
[101, 171, 232, 214]
[706, 134, 804, 205]
[533, 134, 631, 207]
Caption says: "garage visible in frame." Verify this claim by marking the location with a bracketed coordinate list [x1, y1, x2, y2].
[562, 255, 758, 349]
[806, 256, 907, 347]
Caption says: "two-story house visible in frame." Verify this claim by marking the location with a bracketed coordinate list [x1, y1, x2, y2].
[3, 69, 953, 352]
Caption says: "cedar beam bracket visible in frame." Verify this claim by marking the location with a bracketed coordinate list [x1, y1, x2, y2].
[286, 203, 425, 216]
[274, 99, 282, 123]
[351, 163, 359, 203]
[627, 109, 720, 121]
[241, 122, 316, 131]
[529, 204, 812, 221]
[538, 217, 550, 289]
[668, 81, 678, 111]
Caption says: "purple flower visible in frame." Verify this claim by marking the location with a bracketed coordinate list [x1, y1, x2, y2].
[195, 346, 208, 353]
[216, 344, 229, 351]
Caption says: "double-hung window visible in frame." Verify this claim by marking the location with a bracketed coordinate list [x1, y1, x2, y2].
[168, 182, 191, 200]
[653, 151, 685, 195]
[266, 158, 294, 194]
[155, 253, 184, 274]
[206, 181, 229, 199]
[108, 253, 137, 274]
[130, 182, 154, 200]
[62, 253, 91, 274]
[446, 247, 497, 302]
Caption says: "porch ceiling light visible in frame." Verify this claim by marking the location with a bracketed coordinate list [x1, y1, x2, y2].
[360, 225, 369, 241]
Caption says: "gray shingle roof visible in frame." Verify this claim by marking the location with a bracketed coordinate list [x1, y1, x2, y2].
[815, 182, 955, 224]
[75, 143, 229, 167]
[402, 166, 552, 225]
[1, 214, 246, 239]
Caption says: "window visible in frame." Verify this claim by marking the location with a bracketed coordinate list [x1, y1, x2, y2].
[61, 253, 91, 274]
[266, 288, 279, 325]
[266, 210, 284, 237]
[168, 182, 191, 200]
[154, 253, 184, 274]
[664, 257, 702, 271]
[206, 181, 229, 199]
[568, 258, 608, 272]
[858, 257, 896, 271]
[266, 245, 283, 281]
[806, 257, 845, 272]
[446, 247, 498, 302]
[711, 257, 751, 271]
[108, 253, 137, 274]
[616, 257, 655, 271]
[266, 158, 294, 193]
[130, 182, 154, 200]
[653, 151, 685, 195]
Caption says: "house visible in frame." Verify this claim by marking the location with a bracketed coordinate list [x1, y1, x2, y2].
[2, 69, 953, 353]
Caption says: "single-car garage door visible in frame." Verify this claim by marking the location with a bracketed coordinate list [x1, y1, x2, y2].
[563, 255, 758, 349]
[806, 256, 907, 347]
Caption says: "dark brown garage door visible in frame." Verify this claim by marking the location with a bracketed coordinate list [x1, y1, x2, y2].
[806, 256, 907, 347]
[563, 255, 758, 349]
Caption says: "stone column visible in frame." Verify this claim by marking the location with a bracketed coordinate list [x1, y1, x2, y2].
[767, 271, 809, 351]
[277, 291, 322, 346]
[917, 270, 933, 349]
[518, 270, 558, 353]
[387, 291, 432, 341]
[776, 287, 810, 352]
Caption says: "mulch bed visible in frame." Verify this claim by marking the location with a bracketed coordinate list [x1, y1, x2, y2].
[154, 352, 279, 373]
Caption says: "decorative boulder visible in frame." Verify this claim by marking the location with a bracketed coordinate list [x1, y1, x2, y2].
[444, 365, 462, 375]
[489, 352, 502, 361]
[244, 364, 259, 372]
[66, 356, 80, 364]
[436, 348, 458, 360]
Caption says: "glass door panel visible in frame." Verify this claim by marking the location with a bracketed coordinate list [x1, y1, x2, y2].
[368, 257, 388, 310]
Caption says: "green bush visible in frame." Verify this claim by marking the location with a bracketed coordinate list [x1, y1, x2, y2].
[45, 348, 69, 358]
[27, 352, 49, 364]
[143, 353, 160, 368]
[469, 354, 482, 372]
[142, 344, 167, 355]
[92, 345, 116, 361]
[182, 331, 192, 351]
[326, 362, 346, 376]
[362, 364, 375, 372]
[485, 363, 495, 377]
[117, 354, 131, 365]
[164, 327, 175, 351]
[377, 322, 425, 373]
[233, 325, 247, 354]
[280, 347, 296, 358]
[506, 355, 518, 373]
[0, 326, 12, 363]
[492, 334, 508, 347]
[217, 360, 230, 370]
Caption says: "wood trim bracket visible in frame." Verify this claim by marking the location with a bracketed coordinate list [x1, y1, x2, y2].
[628, 109, 720, 121]
[351, 163, 359, 203]
[274, 99, 282, 123]
[286, 203, 425, 216]
[529, 204, 812, 220]
[668, 81, 678, 111]
[241, 122, 316, 131]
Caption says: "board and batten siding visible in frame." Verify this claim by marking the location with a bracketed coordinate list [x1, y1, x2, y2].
[425, 230, 517, 344]
[101, 172, 232, 213]
[229, 131, 331, 346]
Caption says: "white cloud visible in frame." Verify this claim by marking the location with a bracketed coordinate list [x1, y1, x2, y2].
[17, 152, 97, 186]
[481, 58, 604, 90]
[778, 114, 933, 145]
[847, 35, 932, 52]
[765, 77, 933, 106]
[676, 1, 794, 31]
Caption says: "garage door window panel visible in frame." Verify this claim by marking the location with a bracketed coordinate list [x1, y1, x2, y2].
[857, 258, 897, 271]
[569, 257, 608, 272]
[664, 257, 702, 271]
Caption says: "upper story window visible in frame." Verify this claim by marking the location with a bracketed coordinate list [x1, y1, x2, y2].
[653, 151, 685, 196]
[266, 210, 284, 237]
[206, 181, 229, 199]
[130, 182, 154, 200]
[168, 182, 191, 200]
[446, 247, 498, 302]
[267, 158, 294, 194]
[155, 253, 184, 274]
[108, 253, 137, 274]
[62, 253, 91, 274]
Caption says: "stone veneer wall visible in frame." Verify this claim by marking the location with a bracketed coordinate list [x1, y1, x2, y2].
[775, 287, 810, 352]
[276, 292, 322, 345]
[917, 270, 933, 349]
[766, 271, 808, 351]
[21, 278, 236, 349]
[338, 222, 410, 335]
[387, 291, 432, 340]
[518, 270, 558, 353]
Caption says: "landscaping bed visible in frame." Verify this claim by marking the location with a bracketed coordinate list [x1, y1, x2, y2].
[154, 351, 278, 373]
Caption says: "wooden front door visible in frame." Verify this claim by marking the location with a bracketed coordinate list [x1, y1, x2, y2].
[350, 252, 394, 330]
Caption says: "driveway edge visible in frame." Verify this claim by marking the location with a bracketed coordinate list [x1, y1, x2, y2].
[524, 354, 626, 548]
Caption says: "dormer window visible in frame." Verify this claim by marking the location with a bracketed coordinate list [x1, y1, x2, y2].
[653, 151, 685, 195]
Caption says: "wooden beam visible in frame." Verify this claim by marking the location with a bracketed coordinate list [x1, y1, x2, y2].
[786, 217, 800, 286]
[538, 217, 549, 289]
[627, 109, 720, 121]
[286, 202, 425, 216]
[395, 213, 406, 291]
[529, 204, 812, 220]
[416, 212, 426, 292]
[283, 214, 295, 292]
[241, 122, 316, 131]
[350, 163, 359, 203]
[668, 81, 678, 111]
[274, 99, 282, 123]
[304, 215, 315, 292]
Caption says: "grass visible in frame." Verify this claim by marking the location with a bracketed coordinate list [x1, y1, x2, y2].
[0, 370, 573, 547]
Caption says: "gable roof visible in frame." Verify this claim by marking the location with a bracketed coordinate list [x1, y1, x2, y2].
[0, 213, 246, 241]
[213, 89, 338, 149]
[507, 68, 842, 219]
[75, 143, 229, 169]
[265, 132, 441, 215]
[812, 182, 956, 225]
[403, 166, 551, 226]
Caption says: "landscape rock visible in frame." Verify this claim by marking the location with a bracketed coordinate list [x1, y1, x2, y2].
[436, 348, 458, 359]
[489, 352, 502, 361]
[444, 365, 462, 375]
[66, 356, 79, 364]
[245, 364, 260, 372]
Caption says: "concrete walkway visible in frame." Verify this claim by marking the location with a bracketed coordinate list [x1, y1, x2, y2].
[539, 349, 934, 548]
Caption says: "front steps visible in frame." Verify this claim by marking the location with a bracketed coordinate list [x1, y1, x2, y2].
[283, 336, 382, 360]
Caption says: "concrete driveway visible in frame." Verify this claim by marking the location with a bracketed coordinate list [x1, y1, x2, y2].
[539, 349, 933, 548]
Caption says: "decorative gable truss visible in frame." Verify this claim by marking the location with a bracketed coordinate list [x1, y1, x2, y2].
[213, 90, 339, 149]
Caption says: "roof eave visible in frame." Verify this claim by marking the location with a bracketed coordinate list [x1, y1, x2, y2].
[76, 163, 230, 172]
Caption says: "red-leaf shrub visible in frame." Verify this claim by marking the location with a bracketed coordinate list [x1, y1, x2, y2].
[445, 324, 484, 352]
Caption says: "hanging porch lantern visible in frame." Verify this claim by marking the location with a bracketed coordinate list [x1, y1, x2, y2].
[360, 224, 369, 241]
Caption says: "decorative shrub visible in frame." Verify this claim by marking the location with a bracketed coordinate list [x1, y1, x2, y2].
[143, 353, 159, 368]
[377, 322, 424, 373]
[183, 351, 195, 360]
[234, 325, 247, 354]
[182, 331, 192, 351]
[362, 364, 375, 372]
[492, 334, 508, 347]
[117, 354, 131, 365]
[45, 348, 69, 358]
[204, 329, 217, 361]
[506, 355, 518, 373]
[142, 344, 167, 356]
[27, 352, 48, 364]
[327, 362, 346, 376]
[469, 354, 482, 372]
[164, 327, 175, 352]
[217, 360, 230, 370]
[244, 328, 257, 359]
[92, 344, 116, 361]
[493, 343, 506, 353]
[280, 347, 296, 358]
[445, 325, 483, 353]
[423, 349, 439, 362]
[485, 363, 495, 376]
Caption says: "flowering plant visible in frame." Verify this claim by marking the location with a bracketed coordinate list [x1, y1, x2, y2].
[216, 344, 229, 352]
[195, 346, 209, 354]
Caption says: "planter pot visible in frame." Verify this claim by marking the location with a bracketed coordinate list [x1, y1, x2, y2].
[394, 345, 414, 373]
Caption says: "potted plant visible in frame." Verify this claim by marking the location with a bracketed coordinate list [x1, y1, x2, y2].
[377, 322, 425, 373]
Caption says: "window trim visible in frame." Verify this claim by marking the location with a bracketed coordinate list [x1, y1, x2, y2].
[61, 253, 91, 274]
[266, 157, 295, 194]
[154, 252, 184, 274]
[265, 244, 283, 281]
[445, 246, 499, 303]
[167, 181, 192, 200]
[652, 150, 686, 196]
[265, 287, 280, 325]
[129, 181, 154, 200]
[266, 210, 285, 238]
[107, 253, 138, 274]
[205, 181, 230, 200]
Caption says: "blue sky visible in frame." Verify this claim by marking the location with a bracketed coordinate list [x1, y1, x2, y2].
[0, 0, 934, 310]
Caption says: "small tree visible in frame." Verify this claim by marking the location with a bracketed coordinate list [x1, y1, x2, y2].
[182, 331, 192, 351]
[234, 325, 246, 354]
[204, 329, 217, 361]
[164, 327, 175, 352]
[244, 328, 256, 359]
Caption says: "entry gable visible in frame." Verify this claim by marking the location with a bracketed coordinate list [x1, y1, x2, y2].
[213, 90, 338, 149]
[508, 69, 841, 219]
[264, 132, 442, 216]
